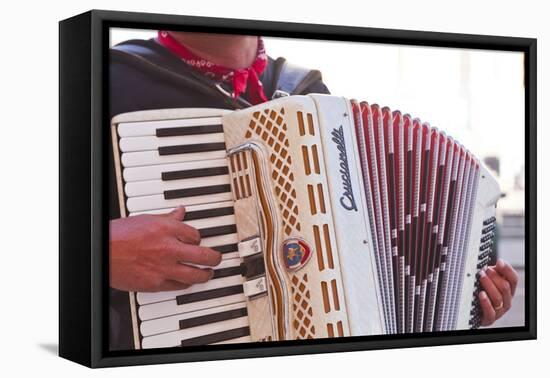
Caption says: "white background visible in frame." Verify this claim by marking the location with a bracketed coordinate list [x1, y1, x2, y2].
[0, 0, 547, 376]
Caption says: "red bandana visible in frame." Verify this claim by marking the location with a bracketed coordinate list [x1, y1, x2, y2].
[158, 31, 268, 105]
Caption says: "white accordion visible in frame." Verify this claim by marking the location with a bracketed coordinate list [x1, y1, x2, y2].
[111, 94, 501, 349]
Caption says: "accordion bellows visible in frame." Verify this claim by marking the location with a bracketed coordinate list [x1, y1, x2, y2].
[111, 94, 500, 349]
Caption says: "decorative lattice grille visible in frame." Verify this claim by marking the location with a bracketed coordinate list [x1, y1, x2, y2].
[290, 274, 315, 339]
[245, 108, 301, 236]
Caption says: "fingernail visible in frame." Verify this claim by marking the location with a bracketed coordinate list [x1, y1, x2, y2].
[479, 269, 486, 278]
[479, 290, 487, 300]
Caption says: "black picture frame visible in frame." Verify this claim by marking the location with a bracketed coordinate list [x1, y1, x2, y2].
[59, 9, 537, 368]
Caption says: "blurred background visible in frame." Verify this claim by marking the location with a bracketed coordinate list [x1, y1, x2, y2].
[110, 29, 526, 328]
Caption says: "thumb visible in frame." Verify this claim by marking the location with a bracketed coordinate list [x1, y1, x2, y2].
[167, 206, 186, 221]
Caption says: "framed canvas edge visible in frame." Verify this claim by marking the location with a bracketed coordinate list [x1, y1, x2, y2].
[93, 329, 536, 368]
[75, 9, 537, 368]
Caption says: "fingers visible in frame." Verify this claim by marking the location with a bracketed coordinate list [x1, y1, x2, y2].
[167, 206, 186, 221]
[166, 263, 214, 285]
[494, 259, 519, 296]
[479, 268, 504, 309]
[168, 242, 222, 267]
[486, 267, 512, 312]
[156, 206, 201, 244]
[162, 207, 200, 244]
[478, 264, 515, 327]
[479, 290, 496, 326]
[172, 222, 201, 245]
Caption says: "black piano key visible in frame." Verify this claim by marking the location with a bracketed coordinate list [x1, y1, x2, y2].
[211, 244, 239, 254]
[176, 285, 244, 305]
[184, 207, 234, 221]
[158, 142, 226, 156]
[162, 166, 229, 181]
[179, 307, 248, 330]
[212, 265, 244, 279]
[181, 326, 250, 347]
[164, 184, 231, 200]
[241, 255, 266, 279]
[199, 225, 237, 238]
[156, 124, 223, 137]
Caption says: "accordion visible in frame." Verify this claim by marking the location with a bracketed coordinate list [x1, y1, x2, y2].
[111, 94, 501, 349]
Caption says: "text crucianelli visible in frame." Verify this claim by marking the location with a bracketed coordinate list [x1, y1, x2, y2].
[331, 125, 358, 212]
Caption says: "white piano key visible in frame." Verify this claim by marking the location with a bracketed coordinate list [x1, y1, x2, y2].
[138, 293, 246, 321]
[137, 259, 243, 305]
[121, 149, 227, 168]
[118, 116, 223, 137]
[129, 200, 234, 217]
[217, 251, 239, 260]
[130, 208, 173, 216]
[123, 158, 228, 182]
[212, 336, 252, 345]
[124, 175, 230, 197]
[140, 301, 247, 337]
[201, 233, 239, 248]
[141, 316, 249, 349]
[185, 214, 236, 230]
[126, 192, 233, 212]
[119, 133, 225, 153]
[137, 274, 244, 306]
[205, 232, 240, 260]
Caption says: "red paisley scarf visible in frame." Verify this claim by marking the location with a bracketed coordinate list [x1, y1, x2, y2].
[158, 31, 268, 104]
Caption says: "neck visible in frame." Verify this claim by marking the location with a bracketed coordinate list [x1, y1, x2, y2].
[167, 32, 259, 70]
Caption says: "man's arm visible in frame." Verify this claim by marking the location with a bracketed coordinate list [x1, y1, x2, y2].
[110, 207, 222, 292]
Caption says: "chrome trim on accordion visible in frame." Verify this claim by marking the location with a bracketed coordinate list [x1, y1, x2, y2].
[226, 141, 291, 341]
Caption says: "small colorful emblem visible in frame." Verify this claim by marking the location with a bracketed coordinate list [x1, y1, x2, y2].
[282, 238, 312, 271]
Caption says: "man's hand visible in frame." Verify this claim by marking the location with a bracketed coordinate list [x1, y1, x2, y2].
[478, 258, 519, 326]
[110, 206, 222, 292]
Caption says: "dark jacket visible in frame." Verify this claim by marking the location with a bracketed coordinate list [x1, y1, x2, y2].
[108, 39, 330, 350]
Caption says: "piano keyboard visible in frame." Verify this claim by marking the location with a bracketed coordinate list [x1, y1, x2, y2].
[115, 112, 253, 349]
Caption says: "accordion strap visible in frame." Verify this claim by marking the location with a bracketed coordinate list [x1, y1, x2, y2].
[272, 57, 324, 97]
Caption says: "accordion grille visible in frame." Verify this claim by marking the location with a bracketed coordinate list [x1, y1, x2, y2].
[245, 107, 301, 236]
[290, 274, 316, 338]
